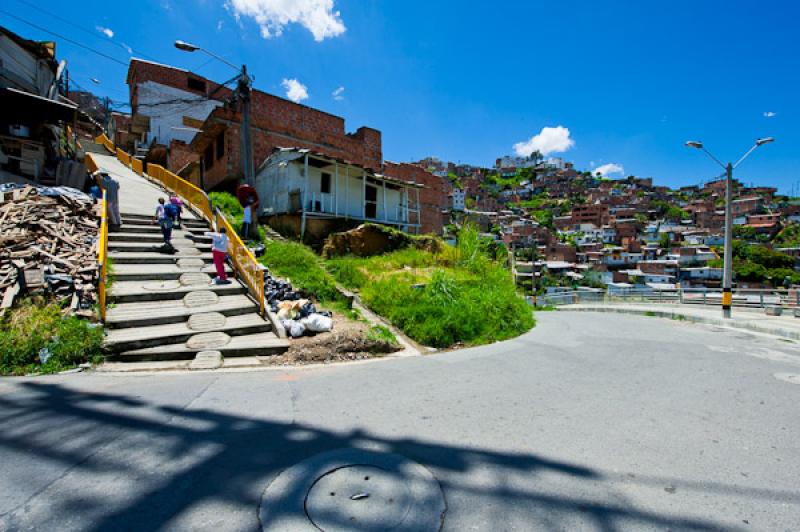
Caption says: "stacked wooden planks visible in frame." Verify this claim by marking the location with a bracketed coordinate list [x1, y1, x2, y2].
[0, 186, 100, 315]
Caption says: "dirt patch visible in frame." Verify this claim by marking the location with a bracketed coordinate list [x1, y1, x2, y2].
[261, 311, 401, 366]
[322, 223, 443, 258]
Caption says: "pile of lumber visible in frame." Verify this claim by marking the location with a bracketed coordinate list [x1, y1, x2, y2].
[0, 186, 100, 315]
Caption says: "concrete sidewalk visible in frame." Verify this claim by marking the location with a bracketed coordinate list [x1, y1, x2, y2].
[93, 153, 196, 217]
[562, 303, 800, 341]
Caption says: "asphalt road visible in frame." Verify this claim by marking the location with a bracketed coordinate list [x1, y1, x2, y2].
[1, 312, 799, 531]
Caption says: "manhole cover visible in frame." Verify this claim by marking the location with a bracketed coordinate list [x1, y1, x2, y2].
[774, 373, 800, 385]
[306, 465, 413, 531]
[188, 312, 226, 331]
[142, 280, 181, 291]
[177, 258, 206, 269]
[260, 449, 445, 531]
[180, 272, 211, 286]
[183, 290, 219, 308]
[186, 332, 230, 349]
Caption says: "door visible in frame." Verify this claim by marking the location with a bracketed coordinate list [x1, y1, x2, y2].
[365, 184, 377, 219]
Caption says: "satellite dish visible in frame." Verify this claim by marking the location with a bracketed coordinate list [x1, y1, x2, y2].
[48, 59, 67, 99]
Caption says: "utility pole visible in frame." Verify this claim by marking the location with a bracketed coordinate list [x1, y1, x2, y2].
[238, 65, 254, 186]
[686, 138, 774, 318]
[722, 162, 733, 318]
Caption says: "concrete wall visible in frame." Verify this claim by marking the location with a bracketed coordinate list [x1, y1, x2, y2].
[134, 80, 221, 146]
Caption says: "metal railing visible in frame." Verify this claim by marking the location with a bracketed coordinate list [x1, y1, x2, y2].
[130, 158, 143, 175]
[215, 209, 265, 316]
[145, 163, 215, 225]
[97, 189, 109, 321]
[94, 133, 115, 153]
[535, 287, 800, 310]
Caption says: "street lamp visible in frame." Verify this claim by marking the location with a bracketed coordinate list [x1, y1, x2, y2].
[685, 137, 775, 318]
[174, 40, 255, 187]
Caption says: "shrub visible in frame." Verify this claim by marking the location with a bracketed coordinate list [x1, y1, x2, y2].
[329, 227, 535, 348]
[259, 239, 343, 303]
[0, 301, 105, 375]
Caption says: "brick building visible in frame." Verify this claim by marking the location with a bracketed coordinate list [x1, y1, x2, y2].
[123, 59, 447, 235]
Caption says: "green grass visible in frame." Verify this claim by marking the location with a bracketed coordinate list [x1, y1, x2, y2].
[259, 239, 344, 304]
[367, 325, 398, 346]
[1, 300, 105, 376]
[327, 225, 534, 348]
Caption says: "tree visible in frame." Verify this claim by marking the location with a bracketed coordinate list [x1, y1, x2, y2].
[659, 232, 671, 250]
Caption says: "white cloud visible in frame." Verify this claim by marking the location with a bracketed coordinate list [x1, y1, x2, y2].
[282, 78, 308, 103]
[121, 42, 133, 55]
[593, 163, 625, 177]
[227, 0, 345, 41]
[764, 111, 777, 118]
[513, 126, 575, 157]
[217, 20, 224, 31]
[96, 26, 114, 38]
[332, 86, 344, 101]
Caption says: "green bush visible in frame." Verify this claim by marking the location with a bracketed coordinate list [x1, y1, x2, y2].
[1, 301, 105, 375]
[327, 224, 534, 347]
[209, 191, 243, 218]
[259, 239, 343, 303]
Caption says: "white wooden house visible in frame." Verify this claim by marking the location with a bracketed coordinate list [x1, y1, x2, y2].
[255, 148, 423, 239]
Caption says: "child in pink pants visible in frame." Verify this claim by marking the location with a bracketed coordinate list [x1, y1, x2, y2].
[204, 227, 230, 284]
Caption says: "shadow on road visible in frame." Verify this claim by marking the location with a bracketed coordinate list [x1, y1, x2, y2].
[0, 381, 784, 531]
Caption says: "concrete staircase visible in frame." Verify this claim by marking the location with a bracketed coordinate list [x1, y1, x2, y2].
[104, 213, 289, 362]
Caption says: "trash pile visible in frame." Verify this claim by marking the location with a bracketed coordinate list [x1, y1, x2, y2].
[263, 270, 333, 338]
[0, 185, 100, 314]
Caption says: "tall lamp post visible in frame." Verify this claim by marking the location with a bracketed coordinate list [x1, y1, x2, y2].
[174, 40, 255, 187]
[685, 137, 774, 318]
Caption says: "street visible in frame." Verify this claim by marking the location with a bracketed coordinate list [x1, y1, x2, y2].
[1, 312, 799, 531]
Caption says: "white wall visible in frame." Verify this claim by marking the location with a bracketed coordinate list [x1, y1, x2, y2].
[135, 81, 221, 146]
[256, 155, 410, 223]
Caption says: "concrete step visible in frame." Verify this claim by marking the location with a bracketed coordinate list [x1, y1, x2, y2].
[105, 313, 273, 352]
[109, 279, 246, 303]
[112, 263, 232, 281]
[120, 213, 206, 227]
[109, 231, 212, 243]
[106, 294, 257, 328]
[114, 332, 290, 361]
[108, 251, 214, 265]
[108, 241, 212, 253]
[117, 223, 209, 235]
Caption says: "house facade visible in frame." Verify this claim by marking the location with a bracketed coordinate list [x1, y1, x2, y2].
[256, 148, 422, 241]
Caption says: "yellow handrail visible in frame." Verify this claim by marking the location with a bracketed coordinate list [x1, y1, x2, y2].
[116, 148, 131, 166]
[97, 189, 109, 322]
[85, 152, 99, 173]
[216, 210, 265, 316]
[131, 158, 143, 175]
[146, 163, 214, 225]
[94, 133, 115, 153]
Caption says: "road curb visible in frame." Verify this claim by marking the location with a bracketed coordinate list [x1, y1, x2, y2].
[559, 305, 800, 341]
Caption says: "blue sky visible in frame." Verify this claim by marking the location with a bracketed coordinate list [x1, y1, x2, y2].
[3, 0, 798, 191]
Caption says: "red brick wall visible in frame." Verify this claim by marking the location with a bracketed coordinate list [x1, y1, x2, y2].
[384, 162, 446, 235]
[168, 139, 199, 174]
[127, 59, 383, 183]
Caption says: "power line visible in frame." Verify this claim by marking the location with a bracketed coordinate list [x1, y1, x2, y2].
[0, 9, 128, 67]
[10, 0, 161, 63]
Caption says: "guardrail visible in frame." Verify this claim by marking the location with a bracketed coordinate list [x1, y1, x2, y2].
[145, 163, 214, 225]
[97, 190, 109, 321]
[536, 287, 800, 310]
[215, 209, 265, 316]
[94, 133, 115, 153]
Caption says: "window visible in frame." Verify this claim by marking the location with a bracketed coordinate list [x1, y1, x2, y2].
[203, 145, 214, 170]
[320, 172, 331, 194]
[215, 134, 224, 160]
[187, 77, 206, 92]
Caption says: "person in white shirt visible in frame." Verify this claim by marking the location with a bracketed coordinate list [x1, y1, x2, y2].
[241, 198, 254, 239]
[204, 227, 230, 284]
